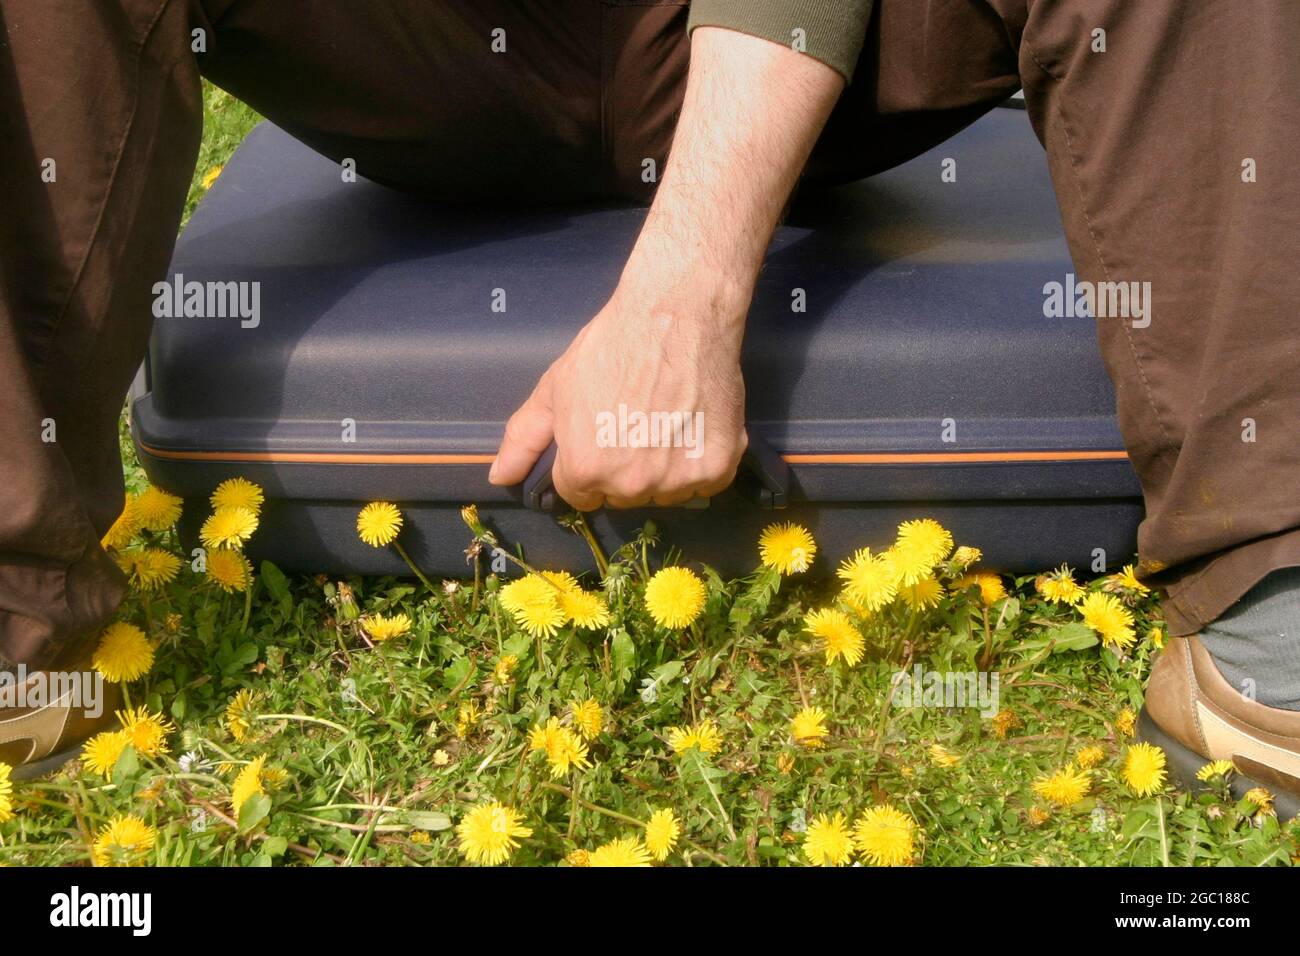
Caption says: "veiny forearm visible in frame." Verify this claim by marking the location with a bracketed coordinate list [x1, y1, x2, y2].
[618, 26, 845, 322]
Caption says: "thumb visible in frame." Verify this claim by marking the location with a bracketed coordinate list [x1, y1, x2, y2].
[490, 374, 555, 486]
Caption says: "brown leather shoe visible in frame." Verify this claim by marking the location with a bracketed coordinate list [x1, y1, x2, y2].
[1140, 635, 1300, 819]
[0, 654, 121, 781]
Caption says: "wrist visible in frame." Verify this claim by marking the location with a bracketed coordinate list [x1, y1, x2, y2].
[615, 227, 756, 326]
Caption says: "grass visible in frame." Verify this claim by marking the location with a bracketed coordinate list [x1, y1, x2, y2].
[0, 85, 1295, 867]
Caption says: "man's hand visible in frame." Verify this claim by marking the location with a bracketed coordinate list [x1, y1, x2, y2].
[489, 271, 750, 510]
[489, 26, 844, 509]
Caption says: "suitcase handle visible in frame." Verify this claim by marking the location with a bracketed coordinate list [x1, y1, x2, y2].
[521, 430, 789, 512]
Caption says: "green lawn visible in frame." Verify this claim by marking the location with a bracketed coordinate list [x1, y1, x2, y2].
[1, 85, 1295, 867]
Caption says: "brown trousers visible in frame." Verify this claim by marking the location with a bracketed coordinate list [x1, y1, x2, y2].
[2, 0, 1297, 667]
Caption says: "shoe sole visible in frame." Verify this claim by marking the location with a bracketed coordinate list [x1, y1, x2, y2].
[9, 740, 86, 782]
[1138, 708, 1299, 821]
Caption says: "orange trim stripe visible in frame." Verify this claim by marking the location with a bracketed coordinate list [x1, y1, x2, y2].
[138, 444, 496, 465]
[782, 450, 1130, 464]
[138, 442, 1128, 466]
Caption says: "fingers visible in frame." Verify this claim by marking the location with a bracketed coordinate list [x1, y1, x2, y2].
[552, 453, 605, 512]
[489, 374, 555, 486]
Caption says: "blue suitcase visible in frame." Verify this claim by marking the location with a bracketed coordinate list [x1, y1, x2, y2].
[131, 104, 1142, 577]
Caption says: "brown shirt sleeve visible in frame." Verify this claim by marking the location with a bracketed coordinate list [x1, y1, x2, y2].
[686, 0, 873, 82]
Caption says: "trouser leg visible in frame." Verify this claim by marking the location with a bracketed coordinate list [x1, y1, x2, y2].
[1013, 0, 1300, 634]
[818, 0, 1300, 634]
[0, 0, 688, 666]
[0, 0, 203, 667]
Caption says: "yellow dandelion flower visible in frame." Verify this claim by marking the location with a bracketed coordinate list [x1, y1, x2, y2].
[493, 655, 518, 685]
[92, 815, 156, 867]
[1036, 566, 1085, 604]
[134, 486, 183, 532]
[836, 548, 899, 613]
[992, 708, 1022, 740]
[1076, 744, 1105, 770]
[951, 545, 982, 569]
[644, 808, 681, 861]
[200, 506, 258, 550]
[1079, 591, 1136, 650]
[929, 743, 961, 768]
[667, 718, 723, 756]
[540, 569, 581, 593]
[955, 571, 1007, 607]
[500, 574, 557, 613]
[356, 501, 403, 547]
[363, 612, 412, 642]
[460, 503, 486, 536]
[883, 545, 935, 594]
[853, 804, 916, 866]
[1115, 707, 1137, 737]
[92, 622, 154, 683]
[116, 707, 173, 758]
[225, 689, 259, 743]
[589, 836, 653, 867]
[499, 574, 565, 638]
[1149, 626, 1165, 649]
[527, 717, 561, 752]
[559, 589, 611, 629]
[1112, 563, 1150, 594]
[643, 566, 706, 629]
[210, 477, 264, 513]
[201, 164, 223, 189]
[565, 849, 590, 867]
[570, 698, 603, 741]
[791, 706, 829, 748]
[758, 522, 817, 575]
[900, 575, 945, 611]
[409, 830, 431, 845]
[528, 718, 591, 778]
[81, 730, 131, 778]
[101, 495, 141, 551]
[804, 812, 854, 867]
[129, 548, 182, 590]
[456, 700, 481, 738]
[0, 762, 13, 823]
[892, 519, 953, 584]
[262, 766, 290, 791]
[1122, 742, 1167, 797]
[1244, 787, 1274, 815]
[805, 608, 864, 667]
[456, 802, 531, 866]
[1196, 759, 1235, 782]
[206, 548, 250, 592]
[1027, 805, 1050, 826]
[1032, 764, 1091, 807]
[231, 755, 267, 816]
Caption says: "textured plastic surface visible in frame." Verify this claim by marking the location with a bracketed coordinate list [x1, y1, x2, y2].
[133, 106, 1143, 576]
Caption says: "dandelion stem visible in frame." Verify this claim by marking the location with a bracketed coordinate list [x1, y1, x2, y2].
[979, 606, 994, 671]
[392, 541, 438, 595]
[472, 553, 482, 614]
[1156, 797, 1170, 867]
[572, 513, 608, 578]
[568, 774, 581, 841]
[254, 712, 353, 736]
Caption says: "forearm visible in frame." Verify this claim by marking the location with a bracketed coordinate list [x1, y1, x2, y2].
[617, 26, 844, 322]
